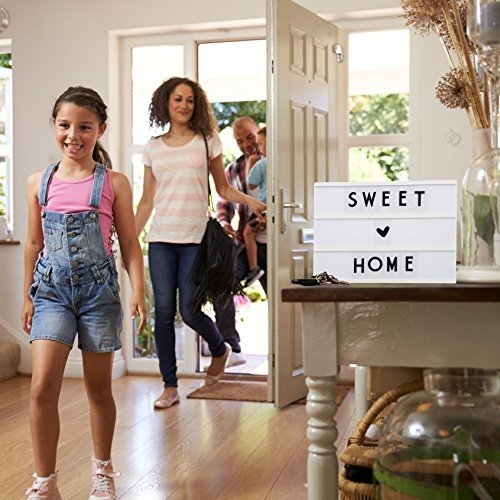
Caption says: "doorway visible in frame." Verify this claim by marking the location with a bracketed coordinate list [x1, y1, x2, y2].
[121, 31, 270, 378]
[118, 0, 341, 405]
[197, 38, 269, 377]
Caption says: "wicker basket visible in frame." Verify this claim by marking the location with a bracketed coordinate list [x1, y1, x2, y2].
[338, 378, 424, 499]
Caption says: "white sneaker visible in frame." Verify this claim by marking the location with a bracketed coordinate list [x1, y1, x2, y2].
[25, 472, 62, 499]
[227, 351, 247, 368]
[89, 457, 120, 500]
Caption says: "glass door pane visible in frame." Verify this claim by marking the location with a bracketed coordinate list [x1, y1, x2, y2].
[349, 30, 409, 136]
[130, 45, 187, 363]
[348, 30, 410, 181]
[349, 146, 409, 182]
[198, 40, 266, 102]
[132, 45, 184, 144]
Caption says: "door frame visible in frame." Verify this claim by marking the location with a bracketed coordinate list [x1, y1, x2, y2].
[111, 26, 269, 377]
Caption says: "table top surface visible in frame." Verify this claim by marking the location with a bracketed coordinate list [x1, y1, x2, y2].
[281, 283, 500, 302]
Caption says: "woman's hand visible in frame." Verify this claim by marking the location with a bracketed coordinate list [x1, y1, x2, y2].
[248, 198, 267, 219]
[21, 299, 34, 334]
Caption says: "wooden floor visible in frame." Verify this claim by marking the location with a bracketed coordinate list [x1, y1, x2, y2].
[0, 375, 356, 499]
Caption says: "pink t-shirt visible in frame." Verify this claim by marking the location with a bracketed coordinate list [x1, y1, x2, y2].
[44, 169, 115, 255]
[142, 133, 222, 244]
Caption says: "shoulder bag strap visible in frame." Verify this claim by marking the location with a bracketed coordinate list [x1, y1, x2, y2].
[202, 134, 215, 215]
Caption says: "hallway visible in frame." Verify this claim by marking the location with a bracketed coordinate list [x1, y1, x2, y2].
[0, 375, 355, 499]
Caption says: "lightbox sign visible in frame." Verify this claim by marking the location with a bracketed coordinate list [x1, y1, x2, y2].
[313, 181, 457, 283]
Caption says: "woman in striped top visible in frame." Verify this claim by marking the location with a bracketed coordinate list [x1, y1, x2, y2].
[135, 77, 266, 409]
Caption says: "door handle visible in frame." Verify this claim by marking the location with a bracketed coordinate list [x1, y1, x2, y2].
[280, 189, 303, 234]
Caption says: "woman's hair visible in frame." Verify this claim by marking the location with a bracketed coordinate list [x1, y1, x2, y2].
[257, 126, 267, 137]
[51, 86, 112, 168]
[149, 77, 217, 137]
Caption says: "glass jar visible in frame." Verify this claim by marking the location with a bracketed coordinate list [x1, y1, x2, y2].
[374, 368, 500, 499]
[458, 129, 500, 281]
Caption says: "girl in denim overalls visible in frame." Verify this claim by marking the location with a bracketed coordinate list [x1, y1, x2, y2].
[21, 87, 147, 499]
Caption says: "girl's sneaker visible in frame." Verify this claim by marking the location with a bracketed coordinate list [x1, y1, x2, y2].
[25, 471, 62, 499]
[89, 457, 120, 500]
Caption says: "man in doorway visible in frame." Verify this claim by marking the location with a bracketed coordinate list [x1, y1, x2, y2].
[214, 116, 267, 367]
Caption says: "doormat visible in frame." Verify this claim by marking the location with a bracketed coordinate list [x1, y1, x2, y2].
[187, 381, 268, 402]
[187, 380, 351, 406]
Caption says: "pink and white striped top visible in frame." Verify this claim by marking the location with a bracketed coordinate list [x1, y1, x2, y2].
[142, 133, 222, 244]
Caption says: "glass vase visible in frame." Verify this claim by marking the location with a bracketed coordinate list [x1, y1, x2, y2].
[460, 0, 500, 281]
[458, 129, 500, 281]
[374, 368, 500, 499]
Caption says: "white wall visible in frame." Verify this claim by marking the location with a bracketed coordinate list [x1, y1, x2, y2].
[0, 0, 472, 373]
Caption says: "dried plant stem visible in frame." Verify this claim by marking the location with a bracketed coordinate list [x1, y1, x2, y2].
[449, 0, 489, 128]
[465, 107, 477, 129]
[402, 0, 492, 130]
[442, 3, 480, 125]
[484, 73, 490, 121]
[439, 33, 481, 127]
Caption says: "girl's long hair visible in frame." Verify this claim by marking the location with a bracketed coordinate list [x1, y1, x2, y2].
[149, 77, 217, 137]
[52, 86, 112, 168]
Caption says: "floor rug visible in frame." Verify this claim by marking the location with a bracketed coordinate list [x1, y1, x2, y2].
[187, 380, 351, 406]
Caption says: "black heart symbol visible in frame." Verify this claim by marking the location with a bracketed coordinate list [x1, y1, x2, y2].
[376, 226, 390, 237]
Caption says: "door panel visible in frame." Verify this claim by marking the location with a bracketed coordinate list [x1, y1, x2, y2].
[267, 0, 338, 406]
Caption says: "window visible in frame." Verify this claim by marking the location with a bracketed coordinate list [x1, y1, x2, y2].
[0, 49, 12, 227]
[341, 27, 411, 182]
[123, 39, 186, 360]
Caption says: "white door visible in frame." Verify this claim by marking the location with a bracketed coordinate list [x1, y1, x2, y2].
[267, 0, 339, 407]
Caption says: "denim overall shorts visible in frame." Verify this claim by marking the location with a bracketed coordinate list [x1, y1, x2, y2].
[29, 163, 123, 352]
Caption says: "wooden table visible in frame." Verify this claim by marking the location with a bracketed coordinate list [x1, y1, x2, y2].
[281, 283, 500, 500]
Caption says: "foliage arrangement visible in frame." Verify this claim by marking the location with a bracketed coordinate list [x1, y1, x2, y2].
[401, 0, 489, 130]
[402, 1, 500, 264]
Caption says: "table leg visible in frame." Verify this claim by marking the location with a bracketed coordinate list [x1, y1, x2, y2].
[354, 365, 368, 422]
[306, 375, 339, 500]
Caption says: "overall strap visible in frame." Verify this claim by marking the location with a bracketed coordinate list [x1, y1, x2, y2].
[38, 162, 60, 206]
[89, 163, 108, 208]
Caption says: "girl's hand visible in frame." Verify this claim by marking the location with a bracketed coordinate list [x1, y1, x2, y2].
[130, 292, 147, 334]
[21, 299, 34, 334]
